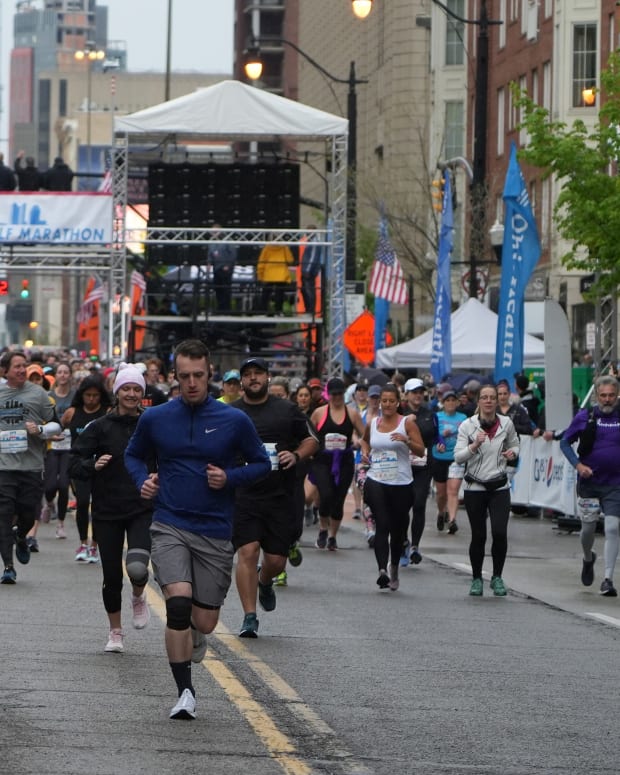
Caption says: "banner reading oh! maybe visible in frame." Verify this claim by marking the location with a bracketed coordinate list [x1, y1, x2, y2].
[0, 193, 113, 244]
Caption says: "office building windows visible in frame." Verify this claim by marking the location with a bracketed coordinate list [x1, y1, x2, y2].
[572, 23, 597, 107]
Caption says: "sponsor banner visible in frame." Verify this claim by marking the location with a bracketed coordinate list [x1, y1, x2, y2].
[511, 436, 577, 515]
[0, 193, 112, 244]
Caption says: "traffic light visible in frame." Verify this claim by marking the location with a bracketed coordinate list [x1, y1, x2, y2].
[431, 175, 445, 212]
[20, 279, 30, 299]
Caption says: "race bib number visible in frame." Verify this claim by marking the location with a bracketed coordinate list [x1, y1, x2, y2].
[577, 497, 601, 523]
[448, 462, 465, 479]
[0, 429, 28, 454]
[325, 433, 347, 451]
[371, 450, 399, 482]
[51, 429, 72, 451]
[264, 442, 279, 471]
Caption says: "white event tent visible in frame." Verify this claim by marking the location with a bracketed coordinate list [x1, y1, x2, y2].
[375, 298, 546, 370]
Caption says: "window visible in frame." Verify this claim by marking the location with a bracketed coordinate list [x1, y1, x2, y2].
[445, 101, 464, 158]
[543, 61, 551, 110]
[519, 75, 527, 144]
[499, 0, 506, 49]
[497, 87, 505, 156]
[445, 0, 465, 66]
[531, 68, 539, 105]
[572, 23, 597, 108]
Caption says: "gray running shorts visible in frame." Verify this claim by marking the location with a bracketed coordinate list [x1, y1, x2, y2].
[150, 521, 234, 608]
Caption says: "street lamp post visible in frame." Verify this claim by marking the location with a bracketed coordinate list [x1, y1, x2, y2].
[244, 39, 367, 282]
[74, 41, 105, 172]
[432, 0, 501, 298]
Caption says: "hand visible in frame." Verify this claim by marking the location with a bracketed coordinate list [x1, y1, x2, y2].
[436, 442, 446, 452]
[278, 450, 298, 469]
[502, 450, 515, 461]
[390, 432, 408, 445]
[25, 421, 40, 436]
[141, 473, 159, 499]
[576, 462, 593, 478]
[207, 463, 227, 489]
[94, 454, 113, 471]
[474, 431, 487, 446]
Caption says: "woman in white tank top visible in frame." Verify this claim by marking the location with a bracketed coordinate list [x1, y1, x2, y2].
[360, 384, 424, 591]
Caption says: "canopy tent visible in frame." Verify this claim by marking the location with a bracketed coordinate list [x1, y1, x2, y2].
[114, 79, 348, 141]
[111, 80, 348, 371]
[375, 298, 546, 370]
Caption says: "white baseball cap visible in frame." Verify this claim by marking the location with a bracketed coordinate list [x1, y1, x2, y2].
[404, 378, 425, 392]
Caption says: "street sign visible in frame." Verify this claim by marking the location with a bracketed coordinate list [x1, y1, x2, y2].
[343, 310, 375, 366]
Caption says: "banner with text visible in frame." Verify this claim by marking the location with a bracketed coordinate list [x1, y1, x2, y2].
[0, 193, 112, 244]
[510, 436, 577, 515]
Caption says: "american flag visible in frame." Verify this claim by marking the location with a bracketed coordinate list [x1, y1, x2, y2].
[98, 150, 113, 193]
[130, 270, 147, 293]
[368, 216, 408, 305]
[76, 276, 105, 324]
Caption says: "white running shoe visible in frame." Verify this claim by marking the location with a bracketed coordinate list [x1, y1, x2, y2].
[86, 546, 99, 564]
[75, 544, 89, 561]
[131, 592, 150, 629]
[170, 688, 196, 720]
[191, 627, 207, 663]
[55, 524, 66, 539]
[104, 628, 124, 653]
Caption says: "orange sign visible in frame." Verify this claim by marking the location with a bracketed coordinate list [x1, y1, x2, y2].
[343, 310, 375, 365]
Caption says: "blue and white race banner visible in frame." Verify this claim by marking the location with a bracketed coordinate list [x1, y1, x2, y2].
[430, 171, 453, 383]
[0, 192, 112, 244]
[511, 436, 577, 515]
[494, 143, 541, 384]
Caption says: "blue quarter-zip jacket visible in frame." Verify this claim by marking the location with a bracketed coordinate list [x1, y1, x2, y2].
[125, 396, 270, 539]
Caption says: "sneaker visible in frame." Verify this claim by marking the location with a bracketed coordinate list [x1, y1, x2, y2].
[13, 528, 30, 565]
[409, 548, 422, 565]
[55, 523, 66, 539]
[315, 529, 328, 549]
[104, 628, 124, 653]
[258, 579, 276, 612]
[437, 512, 446, 532]
[399, 539, 410, 568]
[376, 570, 390, 589]
[131, 592, 150, 629]
[367, 530, 376, 549]
[169, 688, 196, 720]
[389, 564, 399, 591]
[304, 506, 314, 527]
[288, 542, 303, 567]
[1, 566, 16, 584]
[600, 578, 618, 597]
[273, 571, 288, 587]
[326, 536, 338, 551]
[239, 612, 259, 638]
[26, 537, 39, 552]
[352, 509, 362, 520]
[447, 521, 459, 535]
[490, 576, 507, 596]
[67, 499, 77, 511]
[469, 577, 483, 596]
[191, 627, 207, 662]
[581, 551, 596, 587]
[75, 544, 89, 561]
[86, 546, 99, 564]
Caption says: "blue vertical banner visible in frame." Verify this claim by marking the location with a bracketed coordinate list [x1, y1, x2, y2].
[374, 297, 389, 354]
[494, 143, 541, 384]
[430, 171, 453, 383]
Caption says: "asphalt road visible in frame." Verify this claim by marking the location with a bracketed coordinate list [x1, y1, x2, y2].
[2, 500, 620, 775]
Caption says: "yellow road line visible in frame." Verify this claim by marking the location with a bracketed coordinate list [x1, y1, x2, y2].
[146, 588, 313, 775]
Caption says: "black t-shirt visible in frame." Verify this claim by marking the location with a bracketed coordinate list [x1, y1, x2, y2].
[232, 395, 315, 498]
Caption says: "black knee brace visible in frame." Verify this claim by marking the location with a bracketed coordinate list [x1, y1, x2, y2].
[166, 596, 192, 631]
[125, 558, 149, 588]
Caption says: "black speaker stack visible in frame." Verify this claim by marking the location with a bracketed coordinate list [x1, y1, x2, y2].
[146, 162, 300, 267]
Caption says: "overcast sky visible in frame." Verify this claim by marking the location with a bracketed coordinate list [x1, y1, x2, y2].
[0, 0, 234, 152]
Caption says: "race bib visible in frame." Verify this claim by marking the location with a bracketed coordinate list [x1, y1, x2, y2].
[371, 450, 399, 482]
[325, 433, 347, 451]
[410, 451, 427, 467]
[51, 429, 72, 451]
[264, 442, 279, 471]
[448, 462, 465, 479]
[577, 497, 601, 523]
[0, 429, 28, 454]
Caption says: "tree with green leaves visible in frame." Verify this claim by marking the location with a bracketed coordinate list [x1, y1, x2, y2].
[516, 52, 620, 297]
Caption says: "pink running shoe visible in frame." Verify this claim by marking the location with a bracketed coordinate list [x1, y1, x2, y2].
[75, 544, 89, 561]
[131, 592, 150, 629]
[104, 629, 124, 653]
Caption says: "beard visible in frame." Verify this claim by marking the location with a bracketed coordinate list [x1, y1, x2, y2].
[599, 403, 616, 415]
[245, 381, 269, 400]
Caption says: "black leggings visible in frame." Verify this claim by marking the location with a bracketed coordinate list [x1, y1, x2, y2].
[463, 489, 511, 579]
[410, 465, 432, 548]
[72, 478, 95, 543]
[94, 514, 152, 615]
[44, 451, 70, 520]
[364, 478, 413, 571]
[312, 454, 354, 521]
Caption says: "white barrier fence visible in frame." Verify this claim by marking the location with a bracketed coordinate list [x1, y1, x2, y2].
[510, 436, 577, 516]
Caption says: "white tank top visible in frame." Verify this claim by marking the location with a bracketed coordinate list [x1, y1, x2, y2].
[367, 415, 413, 486]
